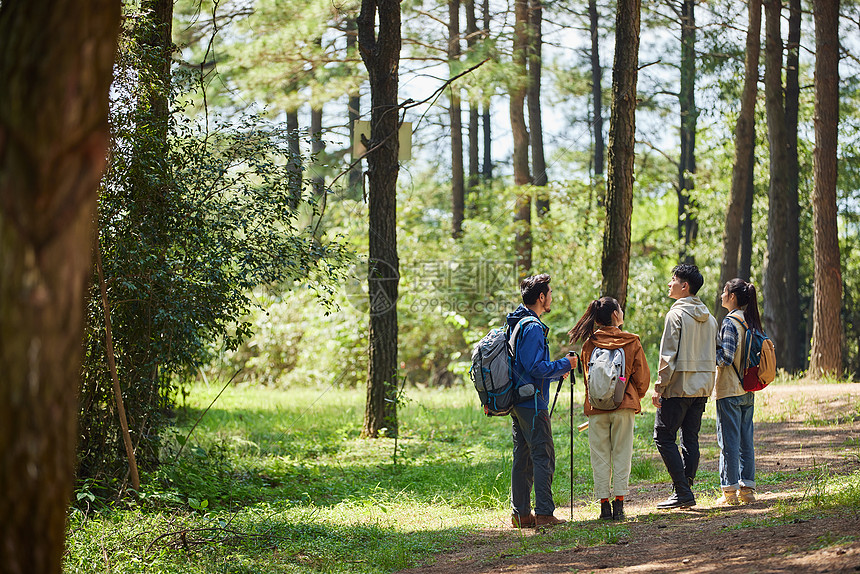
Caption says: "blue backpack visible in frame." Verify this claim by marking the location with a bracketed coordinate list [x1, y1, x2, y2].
[470, 316, 539, 416]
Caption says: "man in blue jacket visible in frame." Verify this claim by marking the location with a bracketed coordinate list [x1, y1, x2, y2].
[507, 274, 576, 528]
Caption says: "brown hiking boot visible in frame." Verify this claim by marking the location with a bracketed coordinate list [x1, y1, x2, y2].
[535, 514, 567, 528]
[511, 512, 536, 528]
[739, 487, 756, 504]
[716, 489, 740, 506]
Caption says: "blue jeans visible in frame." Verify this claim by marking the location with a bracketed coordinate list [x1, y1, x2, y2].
[716, 392, 756, 490]
[511, 406, 555, 516]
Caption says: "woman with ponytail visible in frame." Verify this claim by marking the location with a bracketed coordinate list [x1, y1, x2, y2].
[569, 297, 650, 521]
[714, 279, 761, 505]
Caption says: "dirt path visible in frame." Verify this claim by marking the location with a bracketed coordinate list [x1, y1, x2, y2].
[398, 383, 860, 574]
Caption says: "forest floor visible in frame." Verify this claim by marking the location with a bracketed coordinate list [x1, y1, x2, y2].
[397, 383, 860, 574]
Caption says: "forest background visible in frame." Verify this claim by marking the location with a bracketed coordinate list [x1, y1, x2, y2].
[72, 0, 860, 486]
[2, 0, 860, 570]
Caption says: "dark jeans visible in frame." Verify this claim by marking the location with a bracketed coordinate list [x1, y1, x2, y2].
[653, 396, 707, 494]
[511, 406, 555, 516]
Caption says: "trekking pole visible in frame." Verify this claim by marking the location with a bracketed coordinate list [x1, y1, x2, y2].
[569, 352, 581, 521]
[550, 352, 577, 417]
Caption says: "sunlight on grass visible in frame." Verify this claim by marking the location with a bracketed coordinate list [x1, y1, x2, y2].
[65, 377, 860, 573]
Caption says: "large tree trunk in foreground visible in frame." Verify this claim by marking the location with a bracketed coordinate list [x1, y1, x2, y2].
[718, 0, 761, 322]
[0, 1, 120, 572]
[809, 0, 842, 378]
[762, 0, 802, 371]
[358, 0, 401, 438]
[601, 0, 640, 308]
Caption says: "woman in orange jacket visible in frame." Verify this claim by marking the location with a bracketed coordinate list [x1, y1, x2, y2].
[569, 297, 651, 520]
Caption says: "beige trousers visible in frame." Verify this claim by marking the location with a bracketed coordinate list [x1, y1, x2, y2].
[588, 408, 635, 499]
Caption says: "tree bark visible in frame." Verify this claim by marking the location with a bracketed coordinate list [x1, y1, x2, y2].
[589, 0, 605, 184]
[678, 0, 698, 264]
[465, 0, 480, 194]
[601, 0, 640, 308]
[809, 0, 842, 377]
[482, 0, 493, 179]
[0, 1, 120, 572]
[529, 0, 549, 215]
[347, 19, 362, 192]
[287, 110, 302, 207]
[449, 0, 465, 238]
[718, 0, 761, 322]
[311, 104, 325, 197]
[358, 0, 400, 438]
[512, 0, 532, 275]
[762, 0, 801, 371]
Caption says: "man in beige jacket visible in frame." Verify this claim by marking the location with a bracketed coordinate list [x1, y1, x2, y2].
[652, 264, 718, 508]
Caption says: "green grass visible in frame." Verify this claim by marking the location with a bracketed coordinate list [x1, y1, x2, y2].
[64, 380, 860, 572]
[66, 384, 650, 573]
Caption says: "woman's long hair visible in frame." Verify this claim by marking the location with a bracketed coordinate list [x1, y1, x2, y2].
[568, 297, 620, 343]
[724, 278, 763, 332]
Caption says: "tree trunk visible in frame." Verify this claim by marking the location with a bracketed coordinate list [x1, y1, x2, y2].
[358, 0, 400, 438]
[678, 0, 698, 264]
[601, 0, 640, 308]
[311, 104, 325, 197]
[0, 1, 120, 572]
[347, 20, 362, 192]
[717, 0, 761, 322]
[762, 0, 801, 371]
[287, 110, 302, 207]
[449, 0, 465, 238]
[512, 0, 532, 275]
[482, 0, 493, 179]
[740, 146, 755, 280]
[589, 0, 605, 184]
[529, 0, 549, 215]
[783, 0, 804, 365]
[809, 0, 842, 377]
[465, 0, 480, 194]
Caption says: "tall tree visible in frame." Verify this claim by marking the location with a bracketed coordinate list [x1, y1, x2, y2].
[358, 0, 401, 438]
[677, 0, 698, 263]
[809, 0, 842, 377]
[311, 40, 325, 197]
[589, 0, 605, 184]
[512, 0, 532, 275]
[449, 0, 465, 237]
[529, 0, 550, 215]
[601, 0, 640, 307]
[465, 0, 481, 193]
[762, 0, 802, 371]
[346, 19, 363, 192]
[0, 1, 120, 572]
[482, 0, 493, 179]
[717, 0, 761, 321]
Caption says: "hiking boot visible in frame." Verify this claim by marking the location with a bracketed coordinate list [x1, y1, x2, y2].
[739, 487, 756, 504]
[657, 490, 696, 509]
[612, 499, 625, 521]
[511, 512, 536, 528]
[716, 489, 740, 506]
[535, 514, 567, 528]
[657, 480, 696, 509]
[599, 501, 612, 520]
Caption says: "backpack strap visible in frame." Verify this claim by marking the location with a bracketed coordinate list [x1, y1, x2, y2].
[508, 316, 541, 389]
[726, 314, 749, 384]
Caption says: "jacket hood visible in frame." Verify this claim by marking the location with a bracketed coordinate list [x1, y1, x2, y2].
[587, 326, 641, 350]
[671, 296, 712, 323]
[506, 304, 539, 329]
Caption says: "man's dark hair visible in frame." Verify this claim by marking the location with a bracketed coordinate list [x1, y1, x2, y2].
[521, 274, 551, 305]
[672, 263, 704, 295]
